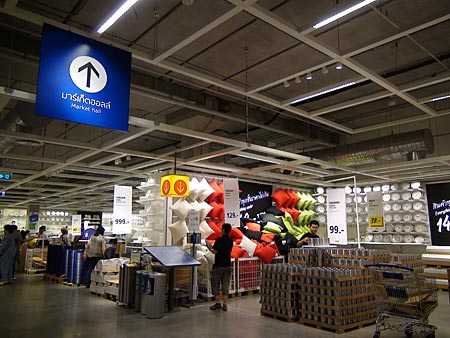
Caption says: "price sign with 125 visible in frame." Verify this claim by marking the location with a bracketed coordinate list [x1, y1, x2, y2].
[436, 214, 450, 233]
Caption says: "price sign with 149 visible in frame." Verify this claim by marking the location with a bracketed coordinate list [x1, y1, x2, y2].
[436, 214, 450, 233]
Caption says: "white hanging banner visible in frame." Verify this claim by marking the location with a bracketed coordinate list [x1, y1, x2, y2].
[224, 178, 240, 227]
[112, 185, 133, 234]
[71, 214, 82, 235]
[327, 188, 347, 244]
[367, 191, 385, 231]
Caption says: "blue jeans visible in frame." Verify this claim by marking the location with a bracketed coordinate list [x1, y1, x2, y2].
[82, 257, 101, 287]
[1, 252, 15, 281]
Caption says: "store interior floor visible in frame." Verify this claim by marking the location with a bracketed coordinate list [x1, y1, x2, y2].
[1, 274, 449, 338]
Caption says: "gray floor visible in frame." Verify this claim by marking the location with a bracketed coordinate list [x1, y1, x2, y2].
[0, 274, 448, 338]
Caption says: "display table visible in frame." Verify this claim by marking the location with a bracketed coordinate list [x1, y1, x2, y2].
[144, 246, 200, 311]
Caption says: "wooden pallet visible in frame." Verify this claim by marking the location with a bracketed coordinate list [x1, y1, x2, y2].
[63, 281, 85, 287]
[260, 309, 298, 323]
[299, 316, 376, 334]
[44, 274, 67, 284]
[236, 288, 259, 297]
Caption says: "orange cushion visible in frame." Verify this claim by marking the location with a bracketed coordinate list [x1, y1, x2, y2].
[260, 233, 275, 243]
[206, 179, 221, 203]
[231, 245, 245, 259]
[246, 222, 261, 232]
[208, 201, 224, 220]
[287, 189, 300, 208]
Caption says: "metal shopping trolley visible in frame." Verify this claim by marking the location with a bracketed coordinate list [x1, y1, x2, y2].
[365, 264, 437, 338]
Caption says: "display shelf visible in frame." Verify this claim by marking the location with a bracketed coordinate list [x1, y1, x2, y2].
[136, 182, 159, 191]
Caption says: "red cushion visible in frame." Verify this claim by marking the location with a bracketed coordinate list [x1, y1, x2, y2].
[208, 201, 224, 220]
[272, 188, 290, 208]
[286, 207, 300, 221]
[254, 245, 277, 264]
[206, 179, 221, 203]
[241, 251, 250, 258]
[207, 221, 222, 240]
[287, 189, 300, 208]
[229, 227, 243, 241]
[246, 222, 261, 232]
[231, 245, 245, 259]
[218, 181, 224, 203]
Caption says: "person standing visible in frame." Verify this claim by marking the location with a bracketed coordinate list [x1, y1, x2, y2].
[82, 225, 106, 288]
[206, 222, 233, 311]
[11, 224, 22, 279]
[60, 227, 71, 248]
[0, 224, 17, 285]
[297, 220, 320, 247]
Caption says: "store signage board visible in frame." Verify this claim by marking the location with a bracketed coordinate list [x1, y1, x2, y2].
[72, 214, 82, 235]
[0, 172, 12, 181]
[224, 178, 240, 227]
[188, 210, 200, 232]
[160, 175, 189, 197]
[326, 188, 347, 245]
[112, 185, 132, 234]
[426, 182, 450, 246]
[35, 24, 131, 131]
[367, 191, 385, 231]
[239, 181, 272, 219]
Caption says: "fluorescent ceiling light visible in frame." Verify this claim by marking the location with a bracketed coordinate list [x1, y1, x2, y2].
[430, 94, 450, 102]
[97, 0, 140, 34]
[289, 81, 356, 104]
[313, 0, 376, 29]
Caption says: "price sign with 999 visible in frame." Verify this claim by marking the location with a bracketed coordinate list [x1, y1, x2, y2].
[114, 218, 128, 225]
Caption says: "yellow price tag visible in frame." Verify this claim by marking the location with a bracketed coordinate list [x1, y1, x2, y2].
[369, 216, 383, 227]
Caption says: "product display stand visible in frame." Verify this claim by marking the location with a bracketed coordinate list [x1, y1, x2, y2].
[144, 246, 200, 311]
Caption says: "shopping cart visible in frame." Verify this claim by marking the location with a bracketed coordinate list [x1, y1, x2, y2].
[365, 263, 437, 338]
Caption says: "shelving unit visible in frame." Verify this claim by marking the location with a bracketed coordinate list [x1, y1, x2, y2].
[0, 208, 27, 229]
[314, 182, 432, 245]
[39, 210, 73, 235]
[422, 246, 450, 290]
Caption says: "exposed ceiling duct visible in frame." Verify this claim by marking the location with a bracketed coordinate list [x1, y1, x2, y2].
[305, 129, 434, 165]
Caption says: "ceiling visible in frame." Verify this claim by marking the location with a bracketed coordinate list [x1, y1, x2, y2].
[0, 0, 450, 212]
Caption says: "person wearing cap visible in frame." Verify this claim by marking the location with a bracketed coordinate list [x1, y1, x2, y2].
[82, 225, 106, 288]
[296, 220, 320, 247]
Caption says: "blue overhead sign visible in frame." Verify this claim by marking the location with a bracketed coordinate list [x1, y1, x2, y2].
[35, 24, 131, 131]
[0, 172, 12, 181]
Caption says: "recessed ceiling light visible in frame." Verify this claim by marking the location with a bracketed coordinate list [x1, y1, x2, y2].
[306, 72, 313, 80]
[335, 62, 343, 70]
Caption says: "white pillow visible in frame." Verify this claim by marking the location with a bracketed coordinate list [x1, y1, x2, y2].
[189, 177, 202, 201]
[189, 200, 202, 211]
[204, 250, 215, 269]
[198, 178, 216, 202]
[199, 220, 214, 239]
[170, 199, 194, 219]
[239, 235, 257, 257]
[199, 201, 213, 220]
[148, 198, 165, 212]
[168, 220, 188, 243]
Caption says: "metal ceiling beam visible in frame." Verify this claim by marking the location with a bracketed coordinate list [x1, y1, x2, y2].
[153, 0, 258, 62]
[240, 3, 437, 118]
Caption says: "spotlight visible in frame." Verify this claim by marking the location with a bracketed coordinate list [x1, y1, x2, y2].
[321, 66, 329, 74]
[126, 155, 132, 161]
[335, 62, 343, 70]
[115, 158, 122, 165]
[182, 0, 194, 5]
[306, 72, 312, 80]
[294, 76, 301, 84]
[283, 80, 290, 88]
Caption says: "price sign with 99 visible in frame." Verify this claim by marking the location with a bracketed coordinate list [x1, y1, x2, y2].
[227, 212, 238, 219]
[329, 225, 343, 234]
[115, 218, 127, 225]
